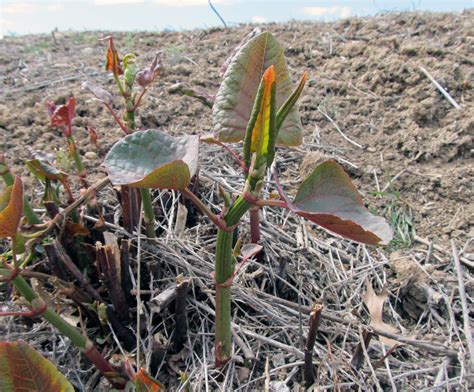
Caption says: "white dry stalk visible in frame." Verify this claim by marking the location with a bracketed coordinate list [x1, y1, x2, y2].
[451, 241, 474, 370]
[419, 66, 461, 109]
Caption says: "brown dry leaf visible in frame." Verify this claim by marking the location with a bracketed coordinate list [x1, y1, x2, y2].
[362, 280, 400, 346]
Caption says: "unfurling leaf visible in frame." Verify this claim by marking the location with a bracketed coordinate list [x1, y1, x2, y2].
[137, 54, 162, 88]
[362, 281, 400, 346]
[86, 125, 100, 149]
[290, 161, 392, 245]
[25, 158, 68, 183]
[103, 36, 123, 76]
[82, 81, 114, 105]
[213, 31, 303, 146]
[276, 71, 308, 132]
[0, 176, 23, 239]
[47, 97, 76, 137]
[104, 129, 199, 190]
[0, 340, 74, 391]
[135, 368, 165, 391]
[123, 54, 137, 89]
[243, 65, 277, 169]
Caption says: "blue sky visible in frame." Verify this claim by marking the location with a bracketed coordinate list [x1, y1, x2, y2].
[1, 0, 473, 36]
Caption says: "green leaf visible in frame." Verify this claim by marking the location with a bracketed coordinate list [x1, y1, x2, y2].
[0, 340, 74, 392]
[243, 65, 277, 169]
[25, 159, 68, 183]
[104, 129, 199, 190]
[291, 161, 392, 245]
[213, 31, 303, 147]
[0, 176, 23, 239]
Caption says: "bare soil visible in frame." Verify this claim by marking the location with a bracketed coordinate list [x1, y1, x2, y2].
[0, 10, 473, 391]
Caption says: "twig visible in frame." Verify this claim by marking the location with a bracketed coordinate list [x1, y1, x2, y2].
[451, 240, 474, 369]
[251, 289, 459, 357]
[317, 107, 364, 149]
[381, 169, 407, 192]
[208, 0, 227, 28]
[419, 66, 461, 109]
[304, 303, 323, 387]
[415, 235, 474, 268]
[351, 327, 373, 370]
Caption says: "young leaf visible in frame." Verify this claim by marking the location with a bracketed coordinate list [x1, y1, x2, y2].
[104, 36, 123, 76]
[104, 129, 199, 190]
[47, 97, 76, 137]
[136, 54, 162, 88]
[276, 71, 308, 132]
[290, 161, 392, 245]
[82, 81, 114, 105]
[25, 158, 68, 183]
[243, 65, 277, 169]
[0, 176, 23, 239]
[135, 368, 165, 391]
[123, 54, 137, 89]
[213, 31, 303, 147]
[0, 340, 74, 392]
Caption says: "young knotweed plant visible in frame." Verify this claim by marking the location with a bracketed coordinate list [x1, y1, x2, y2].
[104, 31, 392, 367]
[46, 97, 88, 188]
[103, 72, 392, 368]
[83, 36, 162, 237]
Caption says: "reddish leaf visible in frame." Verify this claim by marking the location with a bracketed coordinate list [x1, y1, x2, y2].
[0, 176, 23, 239]
[86, 125, 100, 149]
[213, 31, 303, 146]
[135, 368, 165, 391]
[0, 340, 74, 391]
[290, 161, 392, 245]
[48, 97, 76, 136]
[104, 36, 123, 76]
[136, 53, 162, 88]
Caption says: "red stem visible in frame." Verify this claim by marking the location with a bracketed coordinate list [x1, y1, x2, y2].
[249, 207, 261, 244]
[212, 139, 247, 173]
[132, 87, 148, 111]
[104, 102, 130, 135]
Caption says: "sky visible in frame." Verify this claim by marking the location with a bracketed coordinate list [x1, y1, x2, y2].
[1, 0, 473, 36]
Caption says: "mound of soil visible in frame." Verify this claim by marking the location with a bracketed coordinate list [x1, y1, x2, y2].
[0, 10, 472, 391]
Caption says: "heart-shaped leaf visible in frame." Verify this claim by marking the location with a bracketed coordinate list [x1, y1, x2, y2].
[0, 176, 23, 239]
[25, 159, 68, 183]
[0, 340, 74, 392]
[213, 31, 303, 147]
[104, 129, 199, 190]
[290, 161, 392, 245]
[135, 368, 165, 391]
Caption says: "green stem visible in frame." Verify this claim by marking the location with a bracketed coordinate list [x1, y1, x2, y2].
[214, 195, 252, 367]
[0, 269, 127, 388]
[123, 98, 135, 131]
[1, 170, 41, 225]
[139, 188, 155, 238]
[10, 273, 88, 348]
[67, 137, 87, 187]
